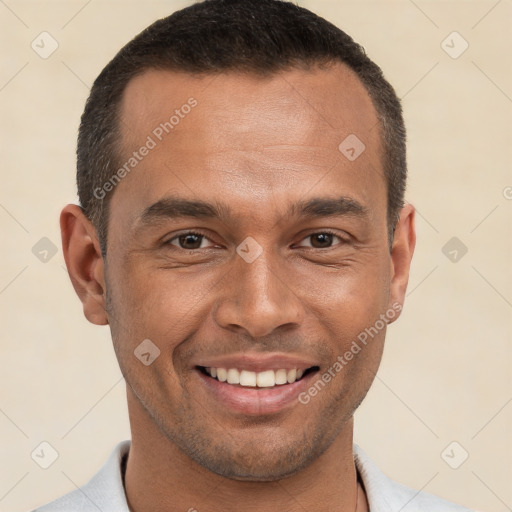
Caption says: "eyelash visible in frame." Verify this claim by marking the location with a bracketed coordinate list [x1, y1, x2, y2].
[164, 229, 348, 250]
[165, 231, 215, 250]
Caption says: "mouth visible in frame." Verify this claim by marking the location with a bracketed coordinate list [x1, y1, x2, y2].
[194, 364, 321, 415]
[196, 365, 320, 388]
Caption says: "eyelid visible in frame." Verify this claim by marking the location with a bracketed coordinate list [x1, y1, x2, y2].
[164, 230, 217, 249]
[294, 229, 349, 248]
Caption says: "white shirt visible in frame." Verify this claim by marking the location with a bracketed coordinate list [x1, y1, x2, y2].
[34, 441, 475, 511]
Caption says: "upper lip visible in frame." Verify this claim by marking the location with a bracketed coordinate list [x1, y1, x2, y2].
[194, 353, 319, 372]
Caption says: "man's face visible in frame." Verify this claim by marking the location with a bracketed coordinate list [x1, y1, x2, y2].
[104, 64, 396, 480]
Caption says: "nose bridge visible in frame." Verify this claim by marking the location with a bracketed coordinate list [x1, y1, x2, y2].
[214, 242, 304, 338]
[241, 248, 281, 306]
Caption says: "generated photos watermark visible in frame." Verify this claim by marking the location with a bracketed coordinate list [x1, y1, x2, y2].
[93, 97, 198, 200]
[298, 302, 402, 404]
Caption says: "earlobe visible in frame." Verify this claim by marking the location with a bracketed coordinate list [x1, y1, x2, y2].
[388, 203, 416, 323]
[60, 204, 109, 326]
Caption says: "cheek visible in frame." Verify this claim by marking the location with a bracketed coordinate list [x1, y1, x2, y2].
[106, 261, 216, 372]
[105, 270, 186, 406]
[301, 260, 390, 378]
[305, 257, 390, 321]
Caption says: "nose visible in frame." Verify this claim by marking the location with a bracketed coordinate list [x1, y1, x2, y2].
[213, 248, 305, 339]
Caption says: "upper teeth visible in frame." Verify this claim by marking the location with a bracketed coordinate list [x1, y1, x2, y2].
[206, 367, 305, 387]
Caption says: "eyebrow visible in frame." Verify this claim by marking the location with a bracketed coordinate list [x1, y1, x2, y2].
[138, 195, 368, 226]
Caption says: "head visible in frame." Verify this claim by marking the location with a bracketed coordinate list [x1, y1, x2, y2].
[62, 0, 415, 481]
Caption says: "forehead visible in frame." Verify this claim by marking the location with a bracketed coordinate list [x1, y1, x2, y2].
[112, 64, 385, 228]
[120, 63, 380, 147]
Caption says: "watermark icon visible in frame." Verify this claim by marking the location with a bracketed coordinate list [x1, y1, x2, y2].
[93, 97, 198, 200]
[31, 32, 59, 59]
[442, 237, 468, 263]
[298, 302, 402, 404]
[441, 31, 469, 59]
[338, 134, 366, 161]
[134, 339, 161, 366]
[31, 441, 59, 469]
[503, 186, 512, 200]
[441, 441, 469, 469]
[236, 236, 263, 263]
[32, 237, 58, 263]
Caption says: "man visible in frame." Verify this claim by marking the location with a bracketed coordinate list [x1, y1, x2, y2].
[35, 0, 474, 510]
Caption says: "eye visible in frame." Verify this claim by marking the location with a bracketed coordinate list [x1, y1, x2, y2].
[296, 231, 346, 249]
[166, 231, 215, 250]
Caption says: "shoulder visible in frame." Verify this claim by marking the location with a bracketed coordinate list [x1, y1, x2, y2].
[31, 441, 131, 512]
[354, 444, 476, 512]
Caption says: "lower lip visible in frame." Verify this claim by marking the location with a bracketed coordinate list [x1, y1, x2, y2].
[195, 369, 319, 415]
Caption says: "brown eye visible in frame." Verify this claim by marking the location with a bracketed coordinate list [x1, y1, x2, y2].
[310, 233, 334, 248]
[297, 231, 344, 249]
[178, 234, 203, 249]
[167, 232, 211, 250]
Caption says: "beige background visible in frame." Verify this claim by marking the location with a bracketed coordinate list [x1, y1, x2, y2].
[1, 1, 511, 511]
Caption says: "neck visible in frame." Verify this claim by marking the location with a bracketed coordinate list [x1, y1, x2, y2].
[124, 390, 361, 512]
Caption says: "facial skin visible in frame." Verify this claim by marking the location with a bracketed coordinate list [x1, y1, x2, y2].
[61, 63, 415, 512]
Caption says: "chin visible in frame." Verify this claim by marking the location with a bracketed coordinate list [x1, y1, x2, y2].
[198, 454, 312, 482]
[178, 430, 323, 482]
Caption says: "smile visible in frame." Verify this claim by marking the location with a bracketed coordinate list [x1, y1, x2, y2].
[198, 366, 319, 388]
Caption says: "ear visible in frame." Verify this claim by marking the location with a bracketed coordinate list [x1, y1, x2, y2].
[387, 203, 416, 323]
[60, 204, 108, 325]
